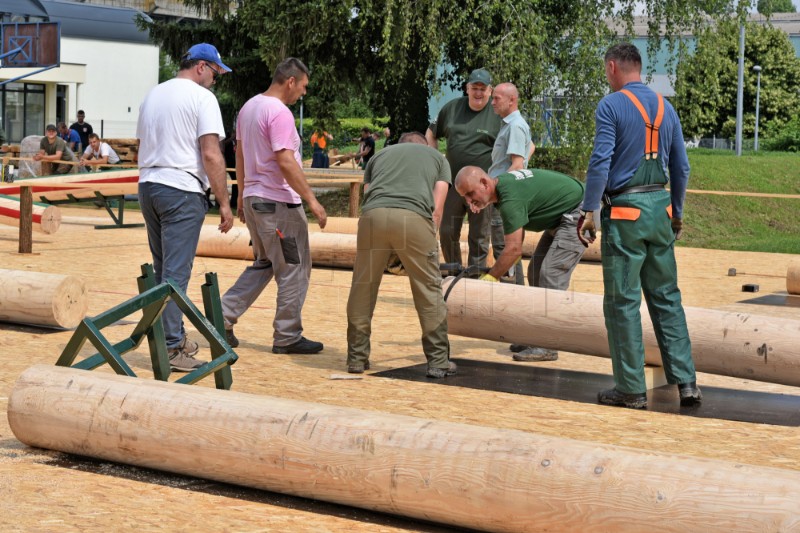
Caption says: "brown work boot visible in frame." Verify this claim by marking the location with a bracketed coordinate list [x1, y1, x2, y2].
[512, 346, 558, 362]
[597, 388, 647, 409]
[426, 361, 458, 379]
[179, 334, 199, 356]
[169, 347, 206, 372]
[347, 361, 370, 374]
[225, 328, 239, 348]
[678, 381, 703, 407]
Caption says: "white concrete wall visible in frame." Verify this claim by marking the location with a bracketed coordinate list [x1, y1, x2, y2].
[2, 37, 159, 139]
[60, 37, 159, 138]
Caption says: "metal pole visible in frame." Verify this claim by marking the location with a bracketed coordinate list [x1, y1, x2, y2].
[735, 24, 745, 156]
[753, 65, 762, 152]
[299, 98, 304, 139]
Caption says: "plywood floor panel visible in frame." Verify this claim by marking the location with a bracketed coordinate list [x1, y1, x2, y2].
[1, 207, 798, 531]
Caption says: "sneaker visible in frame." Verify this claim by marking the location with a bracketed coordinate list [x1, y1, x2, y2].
[509, 344, 528, 353]
[597, 388, 647, 409]
[513, 346, 558, 362]
[426, 361, 458, 379]
[169, 347, 206, 372]
[225, 328, 239, 348]
[179, 335, 199, 356]
[347, 361, 370, 374]
[678, 381, 703, 406]
[272, 336, 324, 355]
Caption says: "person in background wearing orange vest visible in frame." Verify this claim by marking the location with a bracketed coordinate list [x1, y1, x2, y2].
[310, 129, 333, 168]
[578, 42, 701, 410]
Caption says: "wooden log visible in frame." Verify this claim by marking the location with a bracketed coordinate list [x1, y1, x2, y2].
[0, 270, 88, 328]
[320, 216, 599, 262]
[18, 186, 32, 253]
[0, 193, 61, 234]
[9, 365, 800, 533]
[443, 278, 800, 387]
[521, 230, 601, 262]
[195, 226, 357, 268]
[0, 168, 140, 202]
[348, 182, 360, 218]
[197, 226, 476, 268]
[788, 259, 800, 296]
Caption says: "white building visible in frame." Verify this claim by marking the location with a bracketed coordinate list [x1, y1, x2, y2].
[1, 0, 159, 142]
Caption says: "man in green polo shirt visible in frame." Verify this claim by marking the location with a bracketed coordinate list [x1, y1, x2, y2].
[426, 68, 502, 269]
[454, 165, 587, 361]
[346, 132, 455, 379]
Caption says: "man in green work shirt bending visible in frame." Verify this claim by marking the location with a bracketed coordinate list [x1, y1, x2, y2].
[346, 132, 454, 379]
[455, 166, 587, 361]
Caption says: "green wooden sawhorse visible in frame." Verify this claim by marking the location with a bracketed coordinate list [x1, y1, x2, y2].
[38, 191, 144, 230]
[55, 264, 237, 389]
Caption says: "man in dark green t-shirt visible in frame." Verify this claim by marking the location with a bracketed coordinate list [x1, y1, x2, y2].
[426, 68, 502, 269]
[346, 132, 456, 379]
[454, 165, 587, 361]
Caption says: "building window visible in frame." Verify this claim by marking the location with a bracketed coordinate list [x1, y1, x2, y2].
[1, 82, 45, 143]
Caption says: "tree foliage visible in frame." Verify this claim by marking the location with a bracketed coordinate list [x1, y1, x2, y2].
[142, 1, 751, 149]
[674, 18, 800, 139]
[757, 0, 796, 15]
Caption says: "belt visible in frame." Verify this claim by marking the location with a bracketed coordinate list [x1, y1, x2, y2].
[603, 184, 665, 205]
[286, 202, 302, 209]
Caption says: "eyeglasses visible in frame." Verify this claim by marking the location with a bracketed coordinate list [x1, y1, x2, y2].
[204, 62, 222, 81]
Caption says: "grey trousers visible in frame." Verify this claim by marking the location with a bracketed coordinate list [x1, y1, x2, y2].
[347, 208, 449, 368]
[221, 197, 311, 347]
[528, 208, 586, 289]
[139, 181, 208, 349]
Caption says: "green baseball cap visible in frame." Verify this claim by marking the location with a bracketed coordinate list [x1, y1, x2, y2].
[468, 68, 492, 85]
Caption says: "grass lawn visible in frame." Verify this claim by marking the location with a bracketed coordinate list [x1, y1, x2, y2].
[311, 148, 799, 254]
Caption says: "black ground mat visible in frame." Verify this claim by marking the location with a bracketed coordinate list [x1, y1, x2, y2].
[373, 358, 800, 427]
[739, 292, 800, 308]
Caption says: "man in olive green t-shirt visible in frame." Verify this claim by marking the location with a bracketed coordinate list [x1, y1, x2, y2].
[34, 124, 77, 175]
[454, 165, 587, 361]
[346, 132, 456, 379]
[426, 68, 502, 268]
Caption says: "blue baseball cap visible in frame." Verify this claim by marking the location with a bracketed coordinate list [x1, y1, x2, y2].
[184, 43, 231, 73]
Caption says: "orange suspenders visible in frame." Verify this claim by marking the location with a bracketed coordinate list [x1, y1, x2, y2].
[619, 89, 664, 160]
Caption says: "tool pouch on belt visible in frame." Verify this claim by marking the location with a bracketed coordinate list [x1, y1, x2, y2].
[252, 201, 302, 265]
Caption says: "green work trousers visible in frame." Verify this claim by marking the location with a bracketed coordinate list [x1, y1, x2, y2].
[600, 186, 696, 394]
[346, 208, 450, 369]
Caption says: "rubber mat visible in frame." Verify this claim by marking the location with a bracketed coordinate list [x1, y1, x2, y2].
[739, 292, 800, 308]
[373, 358, 800, 427]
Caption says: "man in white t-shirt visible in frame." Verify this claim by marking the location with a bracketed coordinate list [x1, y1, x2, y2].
[136, 42, 234, 372]
[220, 57, 327, 355]
[80, 134, 121, 169]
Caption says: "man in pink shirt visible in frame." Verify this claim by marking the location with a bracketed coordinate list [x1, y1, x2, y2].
[221, 57, 328, 354]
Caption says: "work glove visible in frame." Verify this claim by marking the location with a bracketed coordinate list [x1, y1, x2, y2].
[671, 217, 683, 240]
[479, 273, 499, 282]
[576, 210, 596, 247]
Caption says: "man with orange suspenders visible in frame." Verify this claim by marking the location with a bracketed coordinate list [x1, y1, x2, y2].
[577, 42, 702, 410]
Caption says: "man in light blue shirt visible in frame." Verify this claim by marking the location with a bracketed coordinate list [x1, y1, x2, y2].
[488, 82, 531, 287]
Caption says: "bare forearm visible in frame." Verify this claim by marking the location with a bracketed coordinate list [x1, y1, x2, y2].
[425, 129, 437, 148]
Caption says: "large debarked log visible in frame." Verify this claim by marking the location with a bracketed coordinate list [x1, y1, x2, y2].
[195, 226, 357, 268]
[443, 278, 800, 387]
[0, 194, 61, 234]
[788, 259, 800, 295]
[196, 226, 476, 267]
[321, 216, 601, 261]
[0, 270, 88, 328]
[9, 365, 800, 533]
